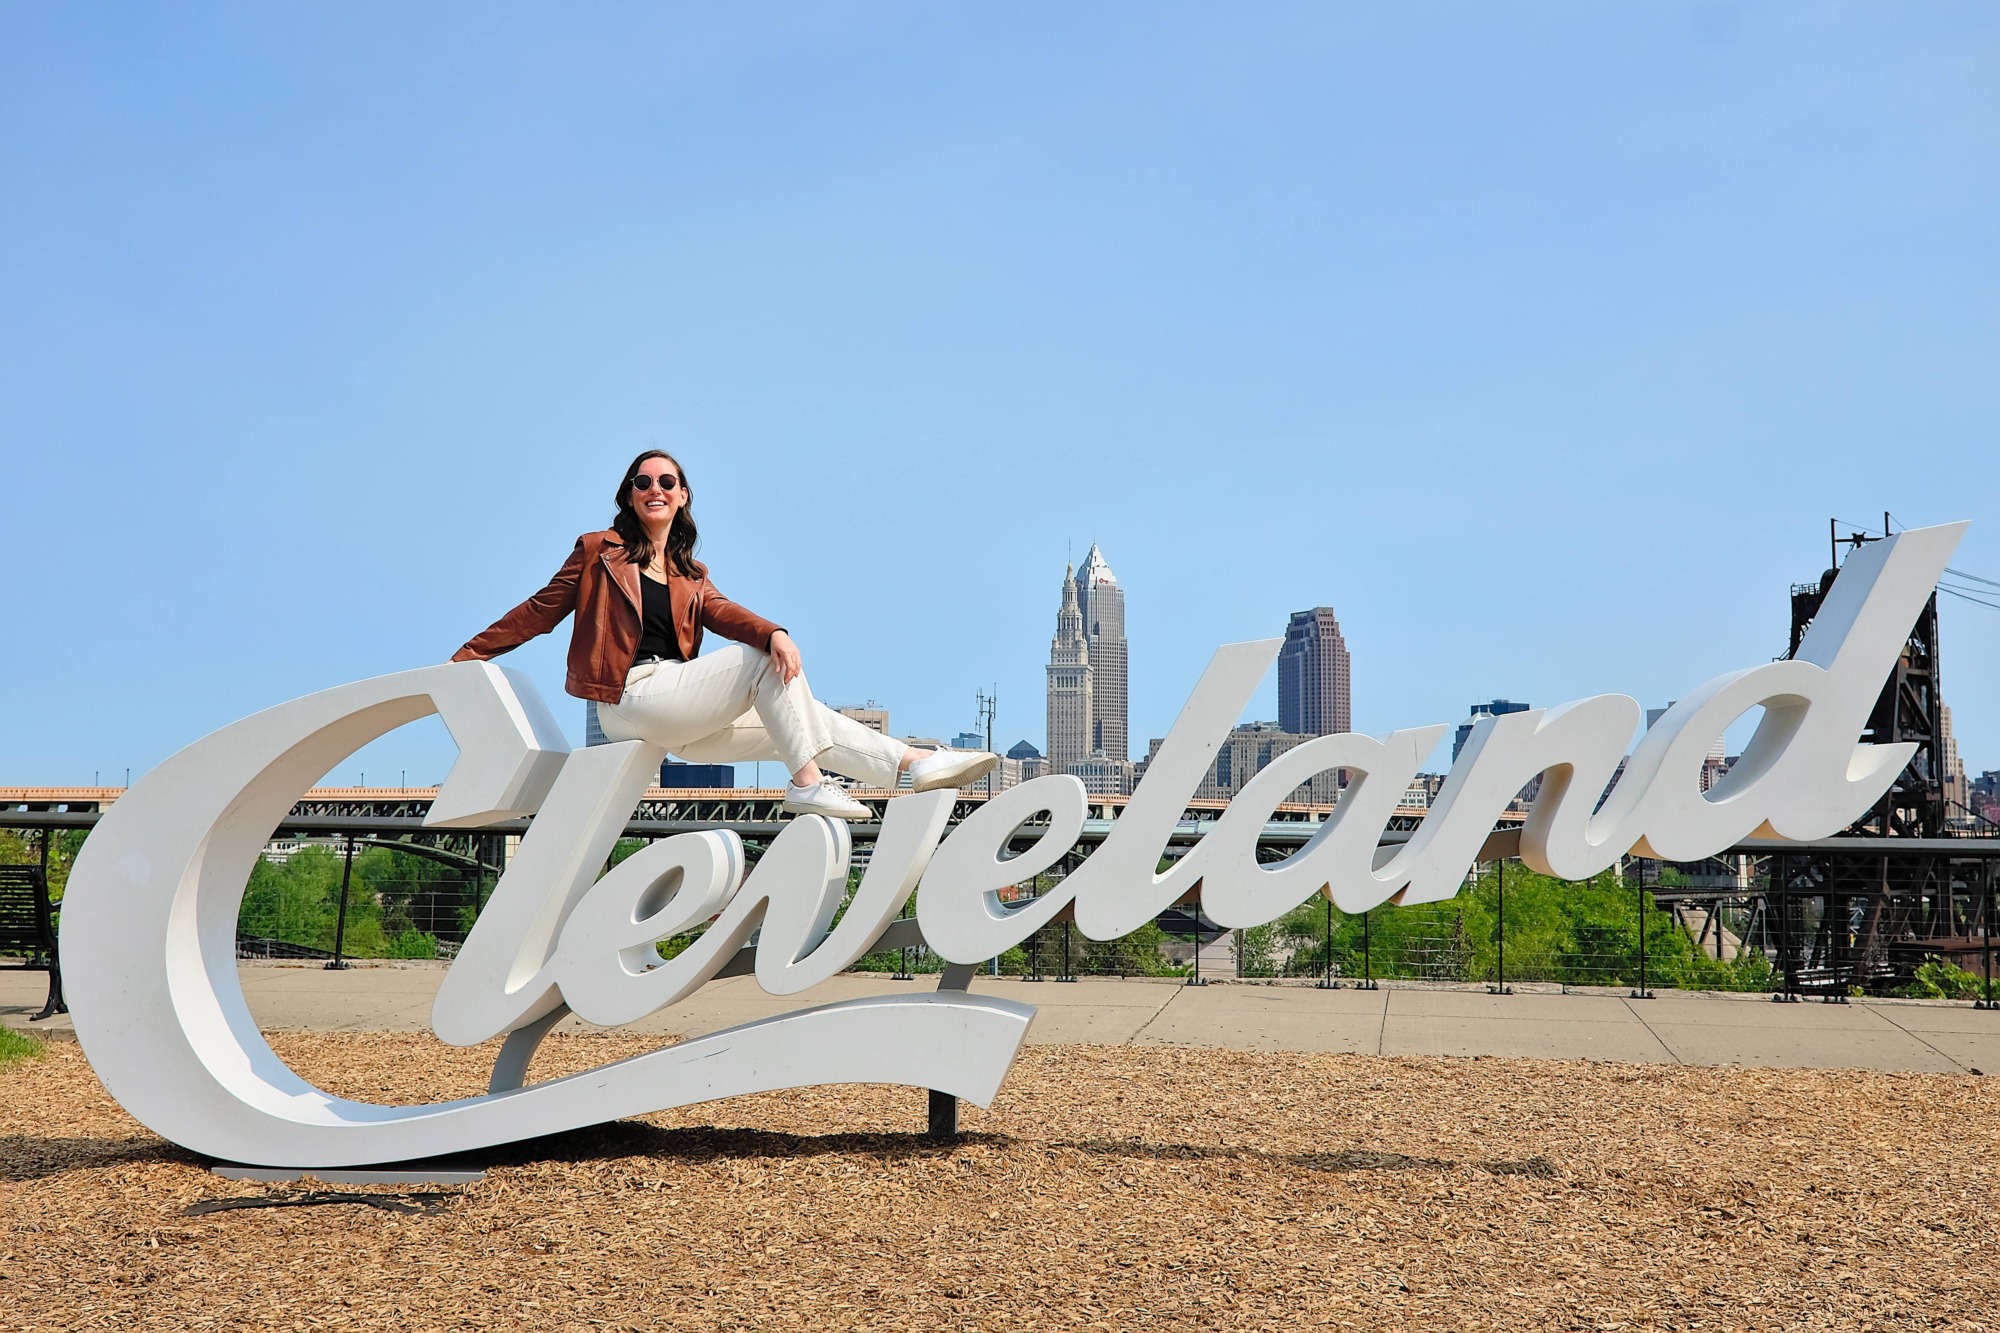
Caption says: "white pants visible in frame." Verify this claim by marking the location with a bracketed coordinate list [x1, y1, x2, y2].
[598, 643, 908, 786]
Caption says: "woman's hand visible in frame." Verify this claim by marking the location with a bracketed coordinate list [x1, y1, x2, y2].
[768, 629, 803, 684]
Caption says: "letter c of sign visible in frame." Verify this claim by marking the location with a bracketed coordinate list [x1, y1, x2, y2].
[59, 662, 1032, 1169]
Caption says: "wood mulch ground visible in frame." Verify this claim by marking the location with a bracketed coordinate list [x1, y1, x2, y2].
[1, 1031, 1995, 1331]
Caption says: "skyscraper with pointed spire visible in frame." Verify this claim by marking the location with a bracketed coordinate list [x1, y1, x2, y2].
[1045, 544, 1132, 783]
[1074, 544, 1128, 762]
[1045, 563, 1093, 773]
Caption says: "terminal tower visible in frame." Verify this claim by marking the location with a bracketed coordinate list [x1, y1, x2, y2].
[1045, 544, 1129, 775]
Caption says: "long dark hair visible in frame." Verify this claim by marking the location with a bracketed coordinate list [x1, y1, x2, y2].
[611, 449, 701, 576]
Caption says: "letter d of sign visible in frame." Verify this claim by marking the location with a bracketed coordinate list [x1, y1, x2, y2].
[59, 663, 1033, 1169]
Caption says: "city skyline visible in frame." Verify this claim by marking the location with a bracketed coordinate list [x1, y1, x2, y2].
[1046, 562, 1367, 802]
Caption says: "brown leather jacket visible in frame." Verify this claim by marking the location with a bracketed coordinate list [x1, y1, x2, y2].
[452, 529, 782, 704]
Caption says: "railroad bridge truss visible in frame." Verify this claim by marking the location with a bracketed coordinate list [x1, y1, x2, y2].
[1635, 523, 2000, 998]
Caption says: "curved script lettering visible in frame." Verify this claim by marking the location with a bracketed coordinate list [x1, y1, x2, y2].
[61, 523, 1963, 1167]
[61, 663, 1032, 1168]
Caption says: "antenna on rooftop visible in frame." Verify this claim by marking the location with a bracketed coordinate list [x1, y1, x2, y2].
[975, 687, 998, 795]
[975, 687, 997, 753]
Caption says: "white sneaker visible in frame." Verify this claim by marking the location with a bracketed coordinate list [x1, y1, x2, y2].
[906, 747, 999, 793]
[782, 777, 872, 821]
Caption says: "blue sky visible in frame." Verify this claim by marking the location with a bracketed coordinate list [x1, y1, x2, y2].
[3, 4, 1996, 788]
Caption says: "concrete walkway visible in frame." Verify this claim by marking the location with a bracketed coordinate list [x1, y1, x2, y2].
[8, 962, 1997, 1075]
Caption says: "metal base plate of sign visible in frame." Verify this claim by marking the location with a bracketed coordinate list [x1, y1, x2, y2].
[211, 1162, 489, 1185]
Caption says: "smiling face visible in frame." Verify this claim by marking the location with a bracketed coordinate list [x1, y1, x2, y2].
[627, 456, 686, 532]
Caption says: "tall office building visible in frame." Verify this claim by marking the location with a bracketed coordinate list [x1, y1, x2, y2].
[1046, 564, 1093, 772]
[1074, 544, 1129, 761]
[1941, 703, 1969, 818]
[1277, 608, 1351, 737]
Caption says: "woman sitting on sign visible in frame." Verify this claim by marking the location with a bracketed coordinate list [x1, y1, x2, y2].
[453, 449, 995, 818]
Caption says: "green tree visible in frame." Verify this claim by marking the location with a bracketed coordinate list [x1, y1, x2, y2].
[1234, 923, 1281, 977]
[353, 845, 483, 948]
[239, 845, 343, 946]
[236, 842, 464, 957]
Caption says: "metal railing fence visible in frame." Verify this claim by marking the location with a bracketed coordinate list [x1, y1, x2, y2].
[6, 820, 1989, 1005]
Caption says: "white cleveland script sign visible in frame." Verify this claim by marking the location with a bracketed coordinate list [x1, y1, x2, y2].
[63, 523, 1964, 1167]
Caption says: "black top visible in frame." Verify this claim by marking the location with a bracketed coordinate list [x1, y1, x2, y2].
[633, 575, 684, 664]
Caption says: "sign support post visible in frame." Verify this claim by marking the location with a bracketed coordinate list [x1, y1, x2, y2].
[326, 835, 354, 971]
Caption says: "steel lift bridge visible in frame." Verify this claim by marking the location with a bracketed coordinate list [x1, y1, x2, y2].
[1644, 520, 2000, 1000]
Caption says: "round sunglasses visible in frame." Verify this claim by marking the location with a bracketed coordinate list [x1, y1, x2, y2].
[629, 473, 681, 492]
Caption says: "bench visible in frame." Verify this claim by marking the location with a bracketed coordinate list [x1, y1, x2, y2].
[0, 864, 65, 1021]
